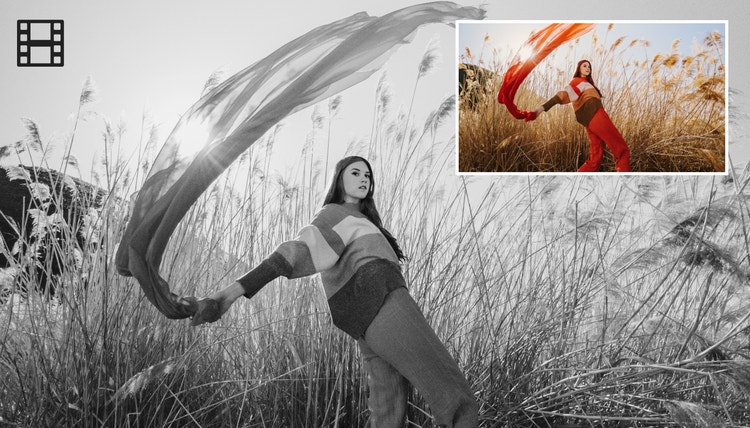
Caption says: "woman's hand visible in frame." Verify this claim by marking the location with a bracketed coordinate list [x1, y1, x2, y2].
[532, 106, 545, 119]
[190, 282, 245, 326]
[524, 106, 545, 122]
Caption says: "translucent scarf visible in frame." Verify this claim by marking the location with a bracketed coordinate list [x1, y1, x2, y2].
[497, 23, 595, 120]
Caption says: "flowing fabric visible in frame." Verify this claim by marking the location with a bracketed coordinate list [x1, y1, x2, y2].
[497, 23, 595, 121]
[115, 2, 485, 319]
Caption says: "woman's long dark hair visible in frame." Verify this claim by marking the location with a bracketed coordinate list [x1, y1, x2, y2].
[574, 59, 602, 97]
[323, 156, 405, 261]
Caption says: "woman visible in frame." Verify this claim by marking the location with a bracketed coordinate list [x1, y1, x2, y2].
[191, 156, 478, 427]
[532, 59, 632, 172]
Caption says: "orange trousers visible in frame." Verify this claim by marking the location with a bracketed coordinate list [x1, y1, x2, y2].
[578, 108, 631, 172]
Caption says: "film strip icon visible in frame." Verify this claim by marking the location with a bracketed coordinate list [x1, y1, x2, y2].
[17, 20, 64, 67]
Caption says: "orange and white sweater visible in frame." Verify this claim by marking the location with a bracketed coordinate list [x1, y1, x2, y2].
[542, 77, 603, 126]
[236, 202, 405, 338]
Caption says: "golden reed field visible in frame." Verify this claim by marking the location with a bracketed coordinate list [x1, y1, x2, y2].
[459, 25, 726, 173]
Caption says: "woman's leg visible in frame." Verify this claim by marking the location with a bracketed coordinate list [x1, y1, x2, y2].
[578, 126, 605, 172]
[361, 288, 478, 428]
[357, 339, 409, 427]
[587, 108, 631, 172]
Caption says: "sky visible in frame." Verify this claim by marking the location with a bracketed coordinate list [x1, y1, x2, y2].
[458, 22, 726, 69]
[1, 0, 749, 183]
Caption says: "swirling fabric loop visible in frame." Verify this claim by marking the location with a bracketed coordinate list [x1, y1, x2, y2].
[497, 23, 595, 120]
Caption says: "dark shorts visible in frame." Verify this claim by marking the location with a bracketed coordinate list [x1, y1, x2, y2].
[327, 259, 406, 338]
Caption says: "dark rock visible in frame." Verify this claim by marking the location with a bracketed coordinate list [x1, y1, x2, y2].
[458, 63, 496, 110]
[0, 165, 105, 297]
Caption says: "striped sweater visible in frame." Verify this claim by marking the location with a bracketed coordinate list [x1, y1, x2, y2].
[236, 202, 406, 338]
[542, 77, 603, 126]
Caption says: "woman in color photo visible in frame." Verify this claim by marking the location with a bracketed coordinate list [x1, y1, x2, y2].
[532, 59, 632, 172]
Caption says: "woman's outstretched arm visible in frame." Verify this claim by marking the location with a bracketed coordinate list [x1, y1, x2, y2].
[191, 203, 354, 326]
[531, 90, 570, 120]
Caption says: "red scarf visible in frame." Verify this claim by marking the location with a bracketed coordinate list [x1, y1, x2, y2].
[497, 23, 595, 121]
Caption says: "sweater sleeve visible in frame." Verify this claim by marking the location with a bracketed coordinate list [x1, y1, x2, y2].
[236, 204, 349, 298]
[236, 255, 284, 299]
[542, 89, 571, 111]
[273, 204, 348, 277]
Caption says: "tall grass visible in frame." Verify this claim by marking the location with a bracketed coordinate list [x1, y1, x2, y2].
[1, 43, 749, 427]
[459, 25, 726, 173]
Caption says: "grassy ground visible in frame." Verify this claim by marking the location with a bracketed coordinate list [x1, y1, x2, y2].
[1, 42, 749, 427]
[459, 26, 726, 173]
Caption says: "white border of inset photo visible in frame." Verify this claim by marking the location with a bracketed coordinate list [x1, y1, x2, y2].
[455, 20, 729, 176]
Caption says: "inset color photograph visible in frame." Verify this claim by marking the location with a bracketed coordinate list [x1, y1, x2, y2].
[457, 21, 727, 174]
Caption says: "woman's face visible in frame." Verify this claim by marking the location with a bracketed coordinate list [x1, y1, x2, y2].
[579, 61, 591, 77]
[341, 160, 371, 203]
